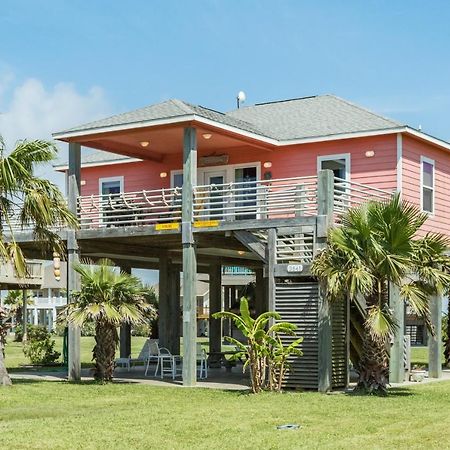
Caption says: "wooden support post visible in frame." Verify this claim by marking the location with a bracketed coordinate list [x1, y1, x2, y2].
[170, 266, 181, 355]
[428, 294, 443, 378]
[255, 268, 265, 316]
[21, 289, 28, 341]
[316, 169, 334, 392]
[67, 142, 81, 381]
[158, 252, 170, 350]
[266, 228, 277, 315]
[389, 282, 404, 383]
[182, 127, 197, 387]
[209, 264, 222, 354]
[119, 266, 132, 359]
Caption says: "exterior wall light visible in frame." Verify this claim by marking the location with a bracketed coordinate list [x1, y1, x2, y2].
[140, 141, 150, 147]
[263, 161, 272, 168]
[238, 250, 245, 255]
[160, 172, 168, 178]
[365, 150, 375, 158]
[202, 133, 212, 140]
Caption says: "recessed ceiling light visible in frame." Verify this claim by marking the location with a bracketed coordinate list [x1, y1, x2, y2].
[202, 133, 212, 140]
[238, 250, 245, 255]
[140, 141, 149, 147]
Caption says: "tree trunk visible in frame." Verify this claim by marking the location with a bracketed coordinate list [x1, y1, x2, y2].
[14, 306, 22, 342]
[356, 323, 389, 395]
[93, 321, 118, 382]
[444, 301, 450, 366]
[0, 345, 12, 386]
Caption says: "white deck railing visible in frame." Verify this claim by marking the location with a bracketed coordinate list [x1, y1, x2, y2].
[71, 176, 393, 230]
[193, 176, 318, 221]
[77, 187, 183, 228]
[333, 177, 393, 214]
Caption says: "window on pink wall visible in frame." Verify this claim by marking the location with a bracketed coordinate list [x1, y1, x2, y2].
[420, 156, 434, 214]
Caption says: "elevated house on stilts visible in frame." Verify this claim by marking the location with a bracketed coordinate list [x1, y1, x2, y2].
[12, 95, 448, 390]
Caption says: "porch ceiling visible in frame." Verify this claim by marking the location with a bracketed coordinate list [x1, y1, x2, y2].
[57, 120, 273, 163]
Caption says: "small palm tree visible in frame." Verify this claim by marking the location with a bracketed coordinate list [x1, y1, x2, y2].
[312, 194, 450, 394]
[64, 259, 156, 382]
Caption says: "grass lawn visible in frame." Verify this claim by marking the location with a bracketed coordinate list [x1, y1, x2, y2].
[4, 336, 441, 371]
[4, 335, 149, 370]
[1, 380, 450, 449]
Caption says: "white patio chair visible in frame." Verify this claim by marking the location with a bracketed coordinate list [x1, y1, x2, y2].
[197, 343, 208, 379]
[145, 342, 181, 379]
[115, 338, 158, 371]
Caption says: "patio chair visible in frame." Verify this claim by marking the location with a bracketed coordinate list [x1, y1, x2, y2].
[145, 342, 181, 379]
[197, 343, 208, 379]
[115, 338, 158, 371]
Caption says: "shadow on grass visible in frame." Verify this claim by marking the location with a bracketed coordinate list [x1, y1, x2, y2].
[345, 386, 415, 397]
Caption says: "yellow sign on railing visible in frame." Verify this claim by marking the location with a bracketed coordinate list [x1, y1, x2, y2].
[155, 223, 180, 231]
[194, 220, 220, 228]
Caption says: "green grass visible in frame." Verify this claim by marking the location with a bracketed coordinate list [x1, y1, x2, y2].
[1, 380, 450, 449]
[5, 337, 441, 371]
[4, 336, 149, 371]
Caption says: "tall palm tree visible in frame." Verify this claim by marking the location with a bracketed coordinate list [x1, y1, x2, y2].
[63, 259, 156, 382]
[0, 136, 77, 386]
[312, 194, 450, 394]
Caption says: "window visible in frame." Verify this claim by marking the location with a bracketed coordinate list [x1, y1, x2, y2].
[100, 177, 123, 195]
[421, 156, 434, 214]
[317, 154, 350, 180]
[172, 173, 183, 188]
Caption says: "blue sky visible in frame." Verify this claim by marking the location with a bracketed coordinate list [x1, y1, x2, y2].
[1, 0, 450, 288]
[1, 0, 450, 144]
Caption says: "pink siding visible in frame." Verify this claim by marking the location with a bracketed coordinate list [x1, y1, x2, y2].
[402, 135, 450, 236]
[81, 134, 399, 197]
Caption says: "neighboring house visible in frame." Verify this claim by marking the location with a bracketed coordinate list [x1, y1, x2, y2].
[1, 262, 67, 331]
[27, 263, 67, 331]
[51, 94, 449, 390]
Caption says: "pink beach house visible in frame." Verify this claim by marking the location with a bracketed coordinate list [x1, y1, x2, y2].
[52, 94, 449, 390]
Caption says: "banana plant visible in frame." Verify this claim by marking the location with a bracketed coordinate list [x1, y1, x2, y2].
[213, 297, 303, 393]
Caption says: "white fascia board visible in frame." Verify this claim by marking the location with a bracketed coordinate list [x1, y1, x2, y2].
[54, 157, 142, 172]
[52, 114, 196, 140]
[192, 117, 278, 145]
[279, 127, 407, 146]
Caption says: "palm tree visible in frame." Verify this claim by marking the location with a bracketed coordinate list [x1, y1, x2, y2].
[3, 290, 24, 341]
[63, 259, 156, 382]
[312, 194, 450, 394]
[0, 137, 77, 269]
[0, 137, 77, 386]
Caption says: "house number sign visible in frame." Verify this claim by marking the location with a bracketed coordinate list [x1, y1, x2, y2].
[287, 264, 304, 273]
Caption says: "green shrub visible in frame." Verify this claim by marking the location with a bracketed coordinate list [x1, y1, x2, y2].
[131, 323, 152, 337]
[23, 325, 60, 364]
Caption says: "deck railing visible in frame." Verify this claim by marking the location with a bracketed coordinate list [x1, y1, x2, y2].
[193, 176, 318, 221]
[77, 187, 183, 228]
[0, 260, 43, 286]
[70, 175, 392, 230]
[333, 177, 393, 214]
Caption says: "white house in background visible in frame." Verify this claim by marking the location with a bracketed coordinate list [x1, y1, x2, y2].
[27, 262, 67, 330]
[0, 261, 67, 331]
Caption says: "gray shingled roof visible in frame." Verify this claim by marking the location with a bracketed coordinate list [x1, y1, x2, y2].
[56, 99, 267, 137]
[54, 95, 406, 155]
[54, 150, 133, 168]
[226, 95, 403, 141]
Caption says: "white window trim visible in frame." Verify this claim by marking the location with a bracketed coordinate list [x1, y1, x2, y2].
[98, 176, 124, 195]
[170, 162, 261, 188]
[317, 153, 351, 181]
[420, 156, 435, 215]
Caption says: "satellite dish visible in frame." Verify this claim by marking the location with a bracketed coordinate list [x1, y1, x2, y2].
[237, 91, 246, 108]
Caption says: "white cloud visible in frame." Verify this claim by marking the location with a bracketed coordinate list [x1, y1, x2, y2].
[0, 72, 112, 188]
